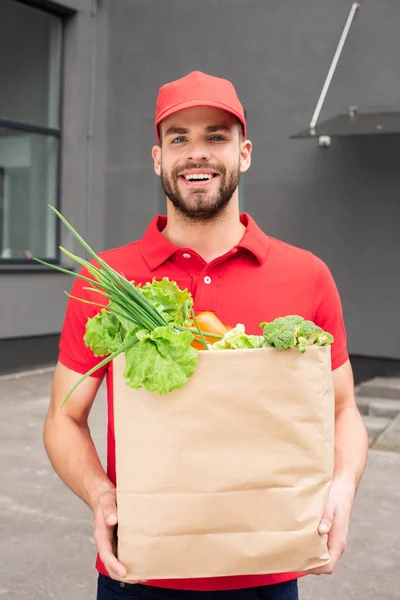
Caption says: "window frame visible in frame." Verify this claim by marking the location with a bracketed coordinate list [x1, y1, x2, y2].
[0, 0, 66, 267]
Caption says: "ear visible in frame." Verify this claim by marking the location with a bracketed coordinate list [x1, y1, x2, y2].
[152, 145, 162, 176]
[239, 139, 252, 174]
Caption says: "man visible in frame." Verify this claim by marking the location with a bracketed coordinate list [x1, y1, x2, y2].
[44, 71, 369, 600]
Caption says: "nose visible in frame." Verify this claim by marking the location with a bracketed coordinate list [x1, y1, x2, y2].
[187, 140, 211, 162]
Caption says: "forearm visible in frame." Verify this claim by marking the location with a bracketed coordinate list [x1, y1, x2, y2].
[333, 404, 369, 494]
[43, 412, 114, 510]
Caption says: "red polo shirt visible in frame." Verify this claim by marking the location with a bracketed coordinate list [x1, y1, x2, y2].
[59, 213, 348, 591]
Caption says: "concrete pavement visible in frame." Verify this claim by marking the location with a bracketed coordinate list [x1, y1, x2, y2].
[355, 377, 400, 450]
[1, 367, 399, 599]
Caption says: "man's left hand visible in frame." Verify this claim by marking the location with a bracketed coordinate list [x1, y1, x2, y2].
[306, 473, 356, 575]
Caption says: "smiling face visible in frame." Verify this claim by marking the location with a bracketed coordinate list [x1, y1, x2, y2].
[152, 106, 252, 222]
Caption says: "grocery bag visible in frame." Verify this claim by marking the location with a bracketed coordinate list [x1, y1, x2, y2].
[113, 345, 334, 579]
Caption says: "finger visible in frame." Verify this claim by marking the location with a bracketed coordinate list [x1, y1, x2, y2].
[308, 525, 346, 575]
[95, 492, 146, 583]
[97, 530, 127, 579]
[106, 565, 128, 581]
[100, 549, 128, 580]
[106, 512, 117, 526]
[306, 563, 333, 576]
[327, 526, 347, 560]
[327, 506, 348, 552]
[304, 552, 337, 576]
[318, 497, 335, 535]
[101, 498, 118, 526]
[94, 515, 127, 579]
[309, 547, 341, 575]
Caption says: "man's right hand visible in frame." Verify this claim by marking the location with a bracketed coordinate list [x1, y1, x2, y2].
[44, 364, 146, 583]
[93, 488, 146, 583]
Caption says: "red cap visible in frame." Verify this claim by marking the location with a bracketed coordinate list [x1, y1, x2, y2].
[155, 71, 246, 142]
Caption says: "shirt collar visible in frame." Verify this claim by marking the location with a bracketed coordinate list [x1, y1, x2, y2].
[236, 213, 271, 264]
[141, 213, 270, 271]
[141, 216, 176, 270]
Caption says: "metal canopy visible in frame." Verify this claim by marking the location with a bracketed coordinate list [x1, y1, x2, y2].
[290, 3, 400, 144]
[291, 110, 400, 139]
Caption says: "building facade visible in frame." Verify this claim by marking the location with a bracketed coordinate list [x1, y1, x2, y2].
[0, 0, 399, 381]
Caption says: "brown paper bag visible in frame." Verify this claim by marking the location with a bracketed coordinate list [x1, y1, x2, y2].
[113, 345, 334, 579]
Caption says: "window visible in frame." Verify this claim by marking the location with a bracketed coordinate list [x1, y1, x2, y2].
[0, 0, 62, 262]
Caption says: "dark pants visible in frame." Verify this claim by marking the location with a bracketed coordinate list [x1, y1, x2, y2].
[97, 574, 299, 600]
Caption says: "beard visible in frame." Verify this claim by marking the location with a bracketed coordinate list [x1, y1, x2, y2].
[160, 159, 241, 222]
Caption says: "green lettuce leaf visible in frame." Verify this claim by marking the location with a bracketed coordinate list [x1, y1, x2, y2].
[84, 309, 124, 356]
[137, 278, 193, 327]
[210, 324, 264, 350]
[107, 300, 144, 336]
[123, 326, 197, 394]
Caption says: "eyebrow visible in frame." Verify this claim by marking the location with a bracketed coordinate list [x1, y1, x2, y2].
[164, 126, 189, 137]
[205, 125, 232, 134]
[164, 124, 233, 137]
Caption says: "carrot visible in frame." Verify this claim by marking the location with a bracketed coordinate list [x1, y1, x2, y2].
[191, 311, 230, 350]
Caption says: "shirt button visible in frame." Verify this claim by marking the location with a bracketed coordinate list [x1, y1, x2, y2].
[183, 253, 191, 259]
[204, 276, 212, 284]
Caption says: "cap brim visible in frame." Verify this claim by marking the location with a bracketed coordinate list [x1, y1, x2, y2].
[155, 98, 246, 142]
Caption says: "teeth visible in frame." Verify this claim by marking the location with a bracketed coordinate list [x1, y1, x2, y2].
[184, 174, 213, 181]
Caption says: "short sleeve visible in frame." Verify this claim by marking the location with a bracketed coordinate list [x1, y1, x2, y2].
[312, 258, 349, 371]
[58, 266, 108, 378]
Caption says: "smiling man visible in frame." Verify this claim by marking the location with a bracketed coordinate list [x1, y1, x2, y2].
[44, 71, 369, 600]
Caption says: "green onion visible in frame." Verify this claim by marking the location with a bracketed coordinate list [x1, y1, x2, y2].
[59, 336, 138, 409]
[179, 328, 223, 340]
[65, 292, 139, 327]
[191, 308, 209, 349]
[34, 206, 169, 334]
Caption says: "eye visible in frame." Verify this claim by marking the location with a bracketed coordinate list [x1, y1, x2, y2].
[172, 136, 186, 144]
[210, 135, 225, 141]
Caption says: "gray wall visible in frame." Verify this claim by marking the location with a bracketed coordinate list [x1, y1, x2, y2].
[1, 0, 399, 363]
[102, 0, 400, 361]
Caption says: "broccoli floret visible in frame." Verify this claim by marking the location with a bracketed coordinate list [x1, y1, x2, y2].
[260, 317, 297, 350]
[316, 331, 334, 346]
[210, 324, 264, 350]
[298, 320, 322, 341]
[260, 315, 334, 353]
[285, 315, 306, 328]
[297, 321, 334, 352]
[296, 320, 323, 353]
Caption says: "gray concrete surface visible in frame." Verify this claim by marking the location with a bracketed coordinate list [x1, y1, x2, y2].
[355, 377, 400, 448]
[373, 415, 400, 454]
[1, 367, 399, 600]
